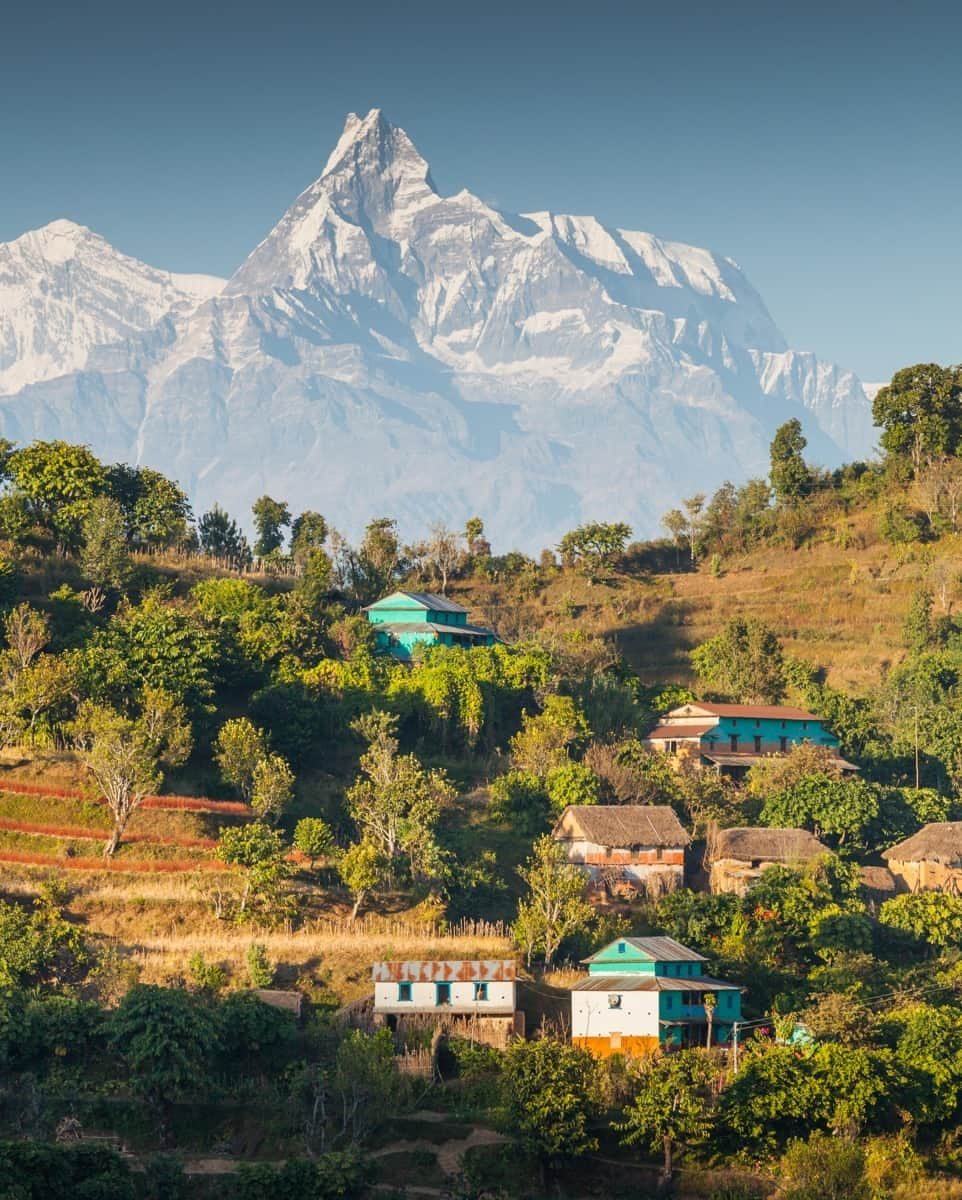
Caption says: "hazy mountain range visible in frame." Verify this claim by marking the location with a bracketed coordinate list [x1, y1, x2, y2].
[0, 109, 877, 549]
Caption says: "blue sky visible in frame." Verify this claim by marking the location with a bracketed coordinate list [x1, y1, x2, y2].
[3, 0, 959, 380]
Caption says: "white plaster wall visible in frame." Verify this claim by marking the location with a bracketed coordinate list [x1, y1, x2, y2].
[374, 980, 515, 1010]
[571, 990, 658, 1039]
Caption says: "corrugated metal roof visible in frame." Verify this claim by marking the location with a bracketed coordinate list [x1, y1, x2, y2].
[364, 591, 468, 614]
[372, 960, 516, 983]
[702, 752, 858, 770]
[572, 974, 738, 992]
[667, 702, 822, 721]
[645, 723, 715, 740]
[582, 936, 707, 965]
[375, 621, 495, 638]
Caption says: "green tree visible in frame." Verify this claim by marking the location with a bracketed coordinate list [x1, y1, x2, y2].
[514, 835, 593, 968]
[873, 363, 962, 472]
[293, 817, 335, 868]
[545, 761, 602, 812]
[213, 718, 269, 803]
[346, 711, 454, 879]
[489, 770, 551, 834]
[902, 586, 935, 653]
[338, 838, 388, 919]
[509, 694, 591, 777]
[250, 752, 295, 824]
[878, 892, 962, 950]
[760, 775, 879, 847]
[216, 822, 292, 920]
[79, 495, 131, 591]
[198, 504, 250, 563]
[770, 419, 811, 501]
[502, 1040, 601, 1175]
[289, 510, 328, 564]
[110, 985, 218, 1144]
[70, 691, 191, 857]
[252, 495, 291, 557]
[557, 521, 632, 577]
[0, 892, 91, 989]
[8, 440, 107, 549]
[779, 1133, 869, 1200]
[691, 617, 786, 703]
[107, 464, 192, 549]
[617, 1050, 718, 1181]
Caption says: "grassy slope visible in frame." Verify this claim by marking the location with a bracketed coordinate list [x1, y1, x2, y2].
[458, 507, 952, 695]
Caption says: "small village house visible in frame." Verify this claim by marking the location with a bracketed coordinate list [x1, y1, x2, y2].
[571, 936, 743, 1057]
[643, 702, 857, 780]
[371, 959, 522, 1048]
[882, 822, 962, 894]
[363, 591, 498, 660]
[709, 826, 829, 895]
[552, 805, 691, 894]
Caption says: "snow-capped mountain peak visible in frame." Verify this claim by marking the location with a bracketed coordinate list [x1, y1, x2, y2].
[0, 220, 223, 394]
[0, 110, 876, 548]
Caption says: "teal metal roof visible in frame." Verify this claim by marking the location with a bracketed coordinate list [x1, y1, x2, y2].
[364, 591, 467, 614]
[582, 937, 707, 965]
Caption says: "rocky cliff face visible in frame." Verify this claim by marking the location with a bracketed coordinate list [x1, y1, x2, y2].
[0, 110, 876, 548]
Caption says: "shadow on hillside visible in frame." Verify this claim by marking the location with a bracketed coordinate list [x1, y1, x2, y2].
[605, 599, 698, 679]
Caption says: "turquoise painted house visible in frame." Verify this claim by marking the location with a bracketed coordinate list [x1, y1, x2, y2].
[644, 702, 857, 779]
[364, 591, 498, 660]
[571, 936, 743, 1057]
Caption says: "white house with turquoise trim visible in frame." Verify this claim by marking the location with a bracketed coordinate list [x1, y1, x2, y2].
[571, 936, 743, 1057]
[363, 591, 498, 660]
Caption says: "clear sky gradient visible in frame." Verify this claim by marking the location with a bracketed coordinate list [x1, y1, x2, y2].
[3, 0, 960, 381]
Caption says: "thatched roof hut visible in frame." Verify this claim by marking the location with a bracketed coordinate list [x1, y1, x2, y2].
[882, 822, 962, 866]
[552, 805, 691, 848]
[712, 827, 828, 864]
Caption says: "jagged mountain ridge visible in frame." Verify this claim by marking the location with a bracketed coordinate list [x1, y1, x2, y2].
[0, 110, 876, 548]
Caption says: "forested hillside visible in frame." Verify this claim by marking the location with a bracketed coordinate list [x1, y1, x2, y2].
[3, 364, 962, 1198]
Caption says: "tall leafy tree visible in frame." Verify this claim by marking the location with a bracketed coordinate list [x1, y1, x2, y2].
[617, 1050, 718, 1181]
[70, 690, 191, 856]
[502, 1040, 601, 1177]
[8, 440, 107, 549]
[198, 505, 250, 563]
[80, 495, 131, 591]
[110, 985, 218, 1144]
[290, 510, 328, 564]
[873, 363, 962, 472]
[558, 521, 632, 577]
[513, 835, 592, 968]
[346, 710, 454, 879]
[692, 617, 786, 703]
[252, 495, 291, 557]
[770, 419, 811, 501]
[214, 718, 269, 803]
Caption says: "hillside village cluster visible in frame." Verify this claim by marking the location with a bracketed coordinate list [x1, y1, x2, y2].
[364, 593, 958, 1061]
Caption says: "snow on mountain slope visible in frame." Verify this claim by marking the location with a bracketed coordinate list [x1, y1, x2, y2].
[0, 111, 876, 547]
[0, 220, 224, 394]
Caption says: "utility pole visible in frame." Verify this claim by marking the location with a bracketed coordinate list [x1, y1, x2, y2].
[732, 1021, 740, 1074]
[915, 705, 921, 791]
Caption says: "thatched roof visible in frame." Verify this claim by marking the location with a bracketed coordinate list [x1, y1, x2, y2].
[712, 827, 828, 864]
[882, 822, 962, 866]
[860, 866, 897, 894]
[552, 805, 691, 848]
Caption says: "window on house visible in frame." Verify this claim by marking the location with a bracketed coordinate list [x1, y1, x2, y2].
[781, 720, 786, 729]
[608, 994, 622, 1009]
[681, 992, 703, 1005]
[667, 740, 678, 754]
[436, 983, 451, 1006]
[802, 721, 808, 730]
[398, 983, 412, 1002]
[474, 982, 488, 1002]
[754, 719, 760, 728]
[617, 942, 626, 954]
